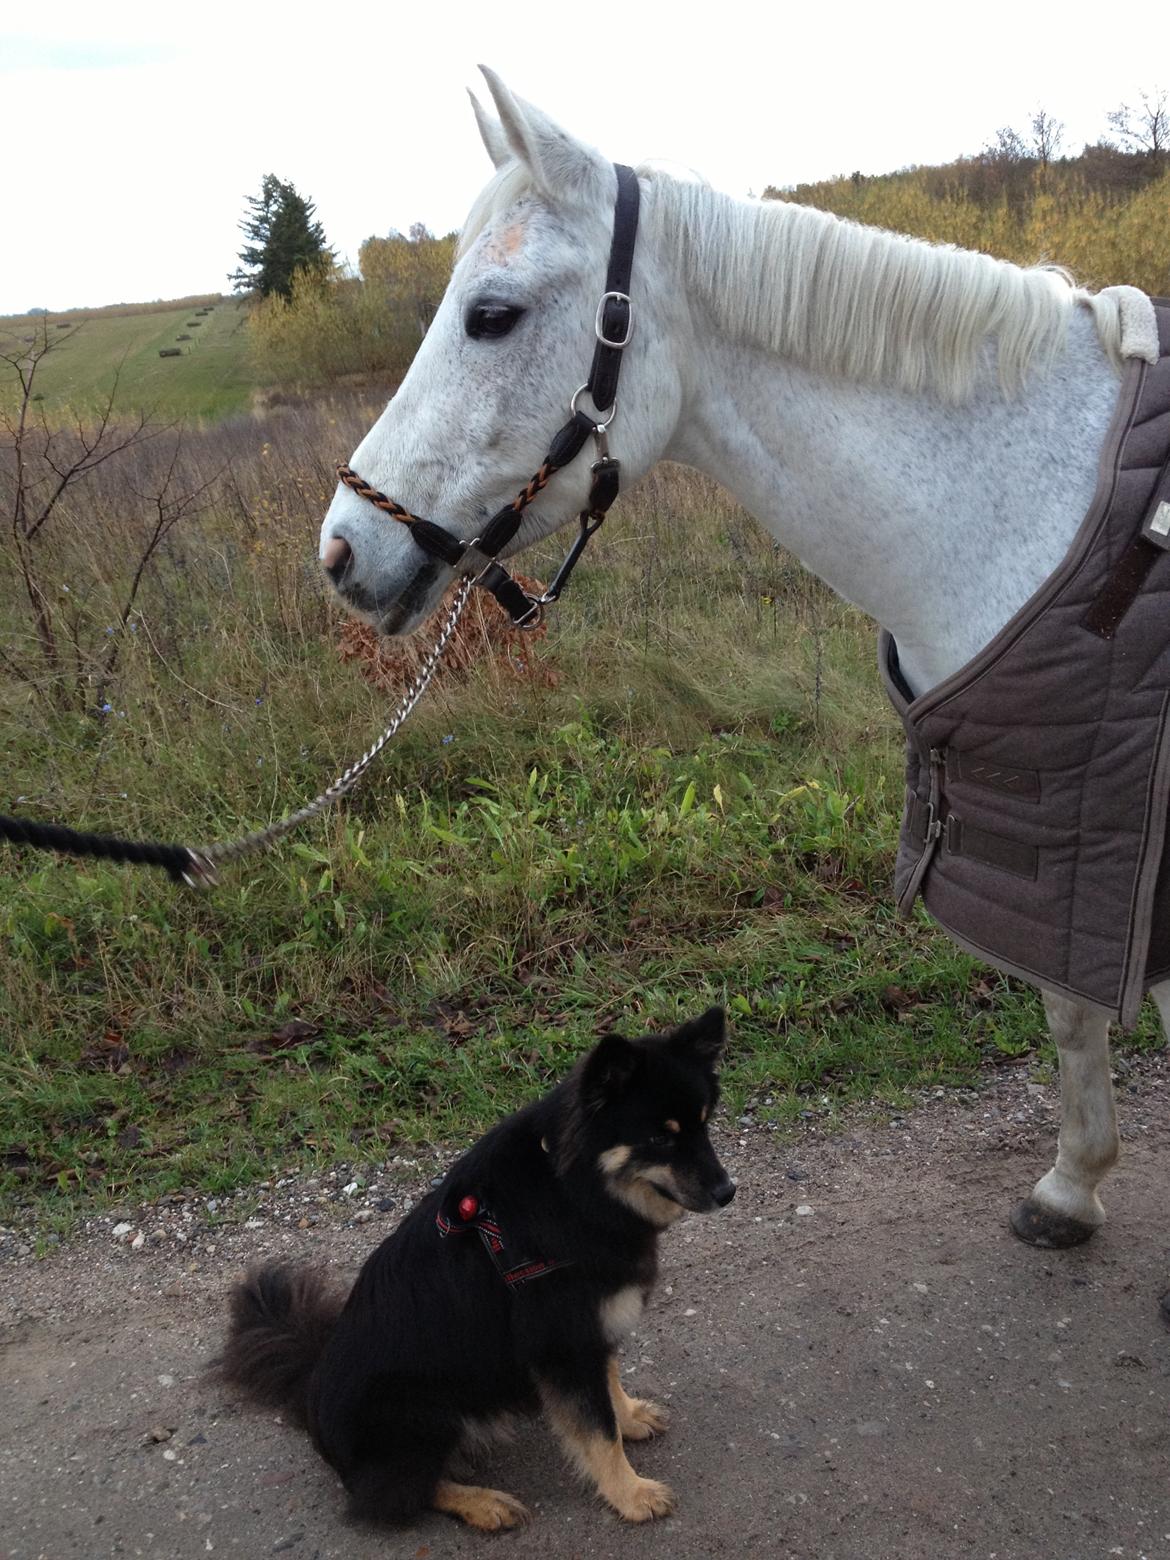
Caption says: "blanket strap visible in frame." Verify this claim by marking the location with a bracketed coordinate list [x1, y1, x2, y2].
[905, 749, 1039, 884]
[1082, 445, 1170, 640]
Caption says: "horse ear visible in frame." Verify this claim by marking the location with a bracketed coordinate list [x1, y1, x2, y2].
[468, 90, 511, 171]
[668, 1007, 728, 1065]
[477, 65, 608, 202]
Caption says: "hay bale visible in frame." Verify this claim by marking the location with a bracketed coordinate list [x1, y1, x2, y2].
[186, 321, 202, 327]
[158, 348, 182, 358]
[338, 574, 557, 694]
[176, 334, 192, 341]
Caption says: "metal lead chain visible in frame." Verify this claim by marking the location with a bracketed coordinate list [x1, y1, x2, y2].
[182, 577, 474, 886]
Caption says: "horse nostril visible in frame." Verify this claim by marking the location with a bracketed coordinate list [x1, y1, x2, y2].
[712, 1179, 737, 1208]
[322, 535, 352, 582]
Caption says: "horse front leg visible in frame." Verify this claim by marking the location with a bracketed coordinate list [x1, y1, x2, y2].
[1010, 990, 1118, 1247]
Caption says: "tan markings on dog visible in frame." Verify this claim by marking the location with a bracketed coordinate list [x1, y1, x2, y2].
[431, 1480, 531, 1530]
[664, 1119, 680, 1134]
[600, 1284, 645, 1344]
[607, 1356, 670, 1441]
[700, 1103, 709, 1122]
[540, 1390, 674, 1522]
[598, 1144, 633, 1175]
[610, 1168, 685, 1227]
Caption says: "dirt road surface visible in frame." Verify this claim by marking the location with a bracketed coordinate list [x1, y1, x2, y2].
[3, 1056, 1168, 1560]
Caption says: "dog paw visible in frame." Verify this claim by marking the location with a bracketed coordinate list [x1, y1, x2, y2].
[471, 1490, 532, 1531]
[612, 1476, 674, 1522]
[436, 1483, 532, 1531]
[620, 1397, 669, 1441]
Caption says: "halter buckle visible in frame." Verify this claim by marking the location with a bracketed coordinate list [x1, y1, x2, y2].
[595, 290, 634, 349]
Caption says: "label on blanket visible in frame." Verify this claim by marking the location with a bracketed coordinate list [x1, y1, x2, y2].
[1145, 498, 1170, 547]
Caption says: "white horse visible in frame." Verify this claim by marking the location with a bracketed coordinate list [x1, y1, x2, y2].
[320, 69, 1169, 1255]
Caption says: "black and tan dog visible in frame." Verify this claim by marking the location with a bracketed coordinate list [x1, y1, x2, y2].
[219, 1007, 735, 1530]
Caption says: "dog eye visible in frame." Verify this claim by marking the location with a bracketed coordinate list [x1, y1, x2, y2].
[646, 1133, 675, 1151]
[466, 302, 524, 339]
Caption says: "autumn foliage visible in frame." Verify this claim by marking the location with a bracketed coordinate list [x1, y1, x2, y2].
[247, 228, 456, 388]
[767, 157, 1170, 298]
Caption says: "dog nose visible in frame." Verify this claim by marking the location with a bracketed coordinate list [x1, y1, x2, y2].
[322, 534, 352, 582]
[711, 1178, 737, 1208]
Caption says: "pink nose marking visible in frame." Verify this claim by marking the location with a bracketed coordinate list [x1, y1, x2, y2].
[322, 535, 351, 572]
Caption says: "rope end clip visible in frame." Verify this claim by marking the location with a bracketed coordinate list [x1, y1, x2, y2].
[179, 850, 219, 890]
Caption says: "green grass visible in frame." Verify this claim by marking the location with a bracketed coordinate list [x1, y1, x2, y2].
[1, 300, 257, 421]
[1, 417, 1164, 1222]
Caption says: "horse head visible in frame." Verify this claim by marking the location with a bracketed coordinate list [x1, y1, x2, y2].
[320, 69, 685, 635]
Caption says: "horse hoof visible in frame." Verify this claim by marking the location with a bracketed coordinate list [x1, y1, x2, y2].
[1009, 1199, 1098, 1248]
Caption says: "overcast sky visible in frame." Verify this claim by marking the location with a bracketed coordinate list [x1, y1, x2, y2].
[2, 0, 1165, 316]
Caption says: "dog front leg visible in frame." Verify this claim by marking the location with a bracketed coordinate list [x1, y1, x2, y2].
[606, 1356, 669, 1441]
[539, 1358, 674, 1521]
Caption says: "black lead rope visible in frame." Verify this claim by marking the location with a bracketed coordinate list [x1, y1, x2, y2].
[0, 814, 194, 883]
[336, 162, 642, 627]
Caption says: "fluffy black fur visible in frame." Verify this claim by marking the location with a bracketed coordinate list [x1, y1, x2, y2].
[219, 1007, 734, 1527]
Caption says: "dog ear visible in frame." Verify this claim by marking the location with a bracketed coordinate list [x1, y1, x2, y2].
[580, 1033, 642, 1104]
[668, 1006, 728, 1064]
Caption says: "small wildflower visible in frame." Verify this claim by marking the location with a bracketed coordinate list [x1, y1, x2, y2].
[99, 701, 113, 714]
[129, 622, 138, 633]
[441, 734, 454, 746]
[104, 626, 115, 637]
[255, 696, 263, 705]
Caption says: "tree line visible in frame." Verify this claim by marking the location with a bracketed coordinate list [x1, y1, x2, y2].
[230, 174, 454, 387]
[234, 85, 1168, 393]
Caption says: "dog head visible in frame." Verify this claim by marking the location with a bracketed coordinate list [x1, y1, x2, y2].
[565, 1007, 736, 1227]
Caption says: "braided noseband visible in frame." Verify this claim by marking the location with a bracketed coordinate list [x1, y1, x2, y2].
[335, 163, 641, 627]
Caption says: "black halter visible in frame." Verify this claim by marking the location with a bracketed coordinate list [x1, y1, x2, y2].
[336, 163, 641, 628]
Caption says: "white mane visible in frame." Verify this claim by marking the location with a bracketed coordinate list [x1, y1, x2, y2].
[460, 163, 1124, 402]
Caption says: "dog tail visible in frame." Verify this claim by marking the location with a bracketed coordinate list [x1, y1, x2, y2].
[219, 1264, 343, 1426]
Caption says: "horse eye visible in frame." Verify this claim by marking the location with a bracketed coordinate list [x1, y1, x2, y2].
[466, 302, 524, 340]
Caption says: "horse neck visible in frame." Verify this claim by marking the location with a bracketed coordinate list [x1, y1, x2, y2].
[667, 301, 1122, 695]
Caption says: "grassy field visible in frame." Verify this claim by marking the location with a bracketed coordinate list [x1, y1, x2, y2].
[1, 397, 1164, 1226]
[0, 298, 257, 422]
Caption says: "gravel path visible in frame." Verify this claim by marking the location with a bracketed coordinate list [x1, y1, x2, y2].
[3, 1055, 1168, 1560]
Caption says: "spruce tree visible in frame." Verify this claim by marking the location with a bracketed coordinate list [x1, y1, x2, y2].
[230, 176, 333, 299]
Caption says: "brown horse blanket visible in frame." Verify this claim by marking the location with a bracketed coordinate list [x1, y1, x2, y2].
[882, 297, 1170, 1027]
